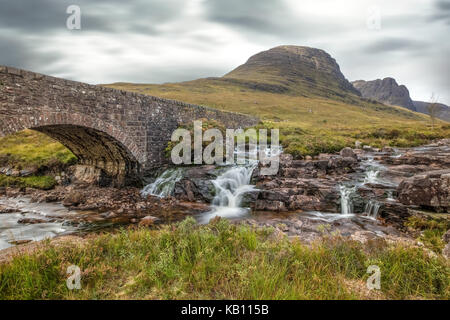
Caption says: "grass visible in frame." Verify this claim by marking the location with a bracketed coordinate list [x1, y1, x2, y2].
[106, 79, 450, 158]
[1, 75, 449, 162]
[0, 174, 57, 190]
[0, 130, 75, 189]
[0, 129, 76, 170]
[0, 217, 448, 300]
[405, 216, 450, 253]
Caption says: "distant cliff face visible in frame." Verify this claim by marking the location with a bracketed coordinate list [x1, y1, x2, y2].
[413, 101, 450, 122]
[352, 78, 416, 111]
[352, 77, 449, 122]
[224, 45, 361, 97]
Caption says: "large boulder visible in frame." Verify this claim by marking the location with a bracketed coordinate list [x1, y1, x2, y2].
[70, 165, 109, 186]
[340, 147, 357, 159]
[397, 169, 450, 211]
[62, 190, 85, 207]
[378, 201, 410, 228]
[173, 165, 218, 202]
[327, 156, 358, 174]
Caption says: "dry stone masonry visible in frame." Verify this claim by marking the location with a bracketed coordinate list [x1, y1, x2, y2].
[0, 66, 259, 186]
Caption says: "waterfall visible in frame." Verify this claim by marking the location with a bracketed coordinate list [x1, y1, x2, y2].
[364, 200, 381, 218]
[199, 165, 257, 223]
[386, 190, 395, 201]
[339, 185, 355, 215]
[141, 168, 184, 198]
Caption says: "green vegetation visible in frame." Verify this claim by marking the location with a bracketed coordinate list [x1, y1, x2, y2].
[165, 118, 227, 158]
[0, 129, 76, 170]
[3, 48, 450, 161]
[1, 218, 448, 300]
[406, 216, 450, 253]
[106, 79, 449, 158]
[1, 46, 448, 301]
[280, 124, 450, 158]
[0, 130, 75, 190]
[0, 174, 57, 190]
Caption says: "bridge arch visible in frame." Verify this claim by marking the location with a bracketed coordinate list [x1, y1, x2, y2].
[0, 65, 259, 186]
[1, 112, 142, 186]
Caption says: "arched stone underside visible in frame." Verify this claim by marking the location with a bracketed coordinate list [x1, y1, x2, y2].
[33, 125, 140, 186]
[0, 65, 259, 186]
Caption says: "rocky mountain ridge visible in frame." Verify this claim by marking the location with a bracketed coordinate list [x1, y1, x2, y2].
[225, 45, 361, 97]
[352, 77, 450, 122]
[352, 77, 415, 111]
[413, 100, 450, 122]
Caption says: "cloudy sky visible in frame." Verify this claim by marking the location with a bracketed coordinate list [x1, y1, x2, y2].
[0, 0, 449, 104]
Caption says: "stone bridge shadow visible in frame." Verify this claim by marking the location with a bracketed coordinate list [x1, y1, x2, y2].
[0, 66, 259, 186]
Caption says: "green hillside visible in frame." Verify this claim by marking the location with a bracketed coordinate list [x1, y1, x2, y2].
[105, 46, 449, 158]
[1, 45, 449, 169]
[223, 45, 361, 98]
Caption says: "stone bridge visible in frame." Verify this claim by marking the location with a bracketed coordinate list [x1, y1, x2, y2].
[0, 66, 259, 186]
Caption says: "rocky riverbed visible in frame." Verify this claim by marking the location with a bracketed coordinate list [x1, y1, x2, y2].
[240, 139, 449, 247]
[0, 139, 449, 256]
[0, 186, 208, 250]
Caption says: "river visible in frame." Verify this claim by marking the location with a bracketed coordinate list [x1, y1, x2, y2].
[0, 143, 444, 250]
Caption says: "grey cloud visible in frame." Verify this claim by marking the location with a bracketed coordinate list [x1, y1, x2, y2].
[105, 65, 227, 85]
[0, 0, 185, 73]
[436, 0, 450, 11]
[0, 0, 65, 33]
[204, 0, 288, 33]
[428, 0, 450, 24]
[0, 0, 184, 35]
[363, 38, 428, 54]
[203, 0, 349, 39]
[0, 33, 61, 70]
[0, 0, 448, 104]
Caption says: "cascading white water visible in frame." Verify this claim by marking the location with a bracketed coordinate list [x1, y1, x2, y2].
[339, 185, 355, 215]
[141, 168, 184, 198]
[199, 165, 257, 223]
[364, 200, 381, 218]
[386, 190, 395, 201]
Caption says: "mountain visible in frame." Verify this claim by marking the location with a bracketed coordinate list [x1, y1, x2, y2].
[105, 45, 449, 157]
[352, 78, 415, 111]
[352, 78, 449, 122]
[223, 45, 361, 98]
[413, 101, 450, 122]
[106, 45, 424, 123]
